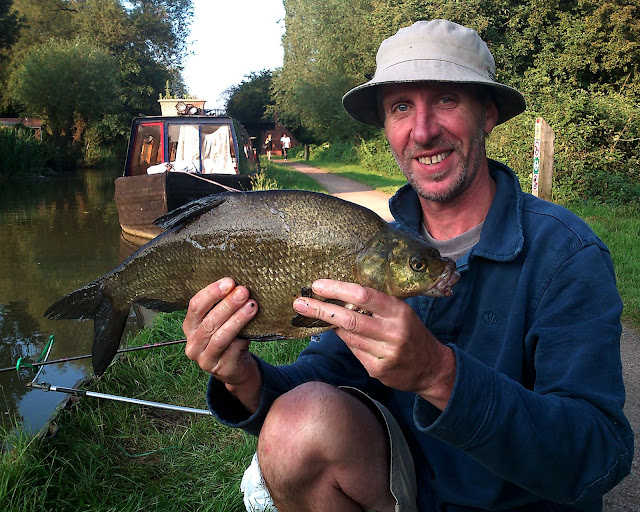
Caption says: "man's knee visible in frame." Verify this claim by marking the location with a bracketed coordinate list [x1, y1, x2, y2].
[257, 382, 340, 472]
[257, 382, 387, 478]
[256, 383, 396, 510]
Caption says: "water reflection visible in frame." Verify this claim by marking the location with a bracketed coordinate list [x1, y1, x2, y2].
[0, 168, 123, 434]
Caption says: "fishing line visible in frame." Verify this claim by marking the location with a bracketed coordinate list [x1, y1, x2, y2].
[0, 337, 187, 373]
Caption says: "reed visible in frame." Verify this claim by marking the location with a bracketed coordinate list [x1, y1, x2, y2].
[0, 128, 54, 181]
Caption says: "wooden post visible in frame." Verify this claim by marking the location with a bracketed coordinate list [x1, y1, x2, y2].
[532, 117, 555, 201]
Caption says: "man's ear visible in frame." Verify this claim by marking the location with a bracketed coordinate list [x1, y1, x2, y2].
[484, 98, 499, 135]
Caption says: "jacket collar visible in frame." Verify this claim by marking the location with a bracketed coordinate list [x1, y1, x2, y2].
[389, 159, 524, 263]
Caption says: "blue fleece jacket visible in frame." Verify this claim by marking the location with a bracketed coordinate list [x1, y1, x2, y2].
[207, 161, 633, 511]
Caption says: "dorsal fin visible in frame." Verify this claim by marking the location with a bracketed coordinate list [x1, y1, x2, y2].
[153, 193, 230, 230]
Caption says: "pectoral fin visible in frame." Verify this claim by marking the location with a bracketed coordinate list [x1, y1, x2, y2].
[290, 314, 331, 328]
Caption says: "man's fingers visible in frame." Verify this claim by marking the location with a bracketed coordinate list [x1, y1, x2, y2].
[203, 297, 258, 351]
[184, 278, 235, 327]
[311, 279, 378, 311]
[183, 278, 258, 366]
[293, 295, 381, 340]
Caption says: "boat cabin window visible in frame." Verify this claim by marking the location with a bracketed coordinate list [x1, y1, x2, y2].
[162, 123, 236, 174]
[129, 123, 163, 176]
[127, 120, 241, 176]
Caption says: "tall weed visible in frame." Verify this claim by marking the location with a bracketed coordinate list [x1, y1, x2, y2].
[355, 132, 400, 177]
[0, 128, 56, 181]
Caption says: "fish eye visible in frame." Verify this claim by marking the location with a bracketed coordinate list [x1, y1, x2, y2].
[410, 255, 426, 272]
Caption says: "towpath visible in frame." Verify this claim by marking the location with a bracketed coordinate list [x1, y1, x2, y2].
[281, 159, 639, 511]
[282, 160, 394, 221]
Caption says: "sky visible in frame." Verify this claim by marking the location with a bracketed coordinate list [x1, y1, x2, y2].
[182, 0, 286, 109]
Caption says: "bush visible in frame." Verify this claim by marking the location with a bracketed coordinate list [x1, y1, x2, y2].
[488, 89, 640, 205]
[307, 140, 359, 163]
[543, 90, 640, 205]
[355, 132, 400, 177]
[0, 127, 58, 181]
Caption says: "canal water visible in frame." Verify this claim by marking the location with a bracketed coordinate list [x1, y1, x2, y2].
[0, 167, 130, 435]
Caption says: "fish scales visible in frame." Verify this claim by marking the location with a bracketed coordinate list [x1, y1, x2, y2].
[105, 192, 383, 336]
[45, 190, 459, 375]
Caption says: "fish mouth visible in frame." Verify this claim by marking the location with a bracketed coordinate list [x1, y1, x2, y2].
[426, 266, 461, 297]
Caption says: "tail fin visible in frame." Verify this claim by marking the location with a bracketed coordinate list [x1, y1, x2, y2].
[45, 282, 129, 376]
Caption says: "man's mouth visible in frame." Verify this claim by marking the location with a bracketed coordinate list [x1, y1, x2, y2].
[417, 150, 452, 166]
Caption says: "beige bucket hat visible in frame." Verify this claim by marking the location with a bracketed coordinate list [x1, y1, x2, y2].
[342, 20, 526, 126]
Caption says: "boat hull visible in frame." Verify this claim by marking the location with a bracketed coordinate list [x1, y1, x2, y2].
[115, 172, 253, 240]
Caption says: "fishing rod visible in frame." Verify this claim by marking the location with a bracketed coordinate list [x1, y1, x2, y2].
[26, 381, 213, 416]
[5, 335, 211, 416]
[0, 337, 187, 373]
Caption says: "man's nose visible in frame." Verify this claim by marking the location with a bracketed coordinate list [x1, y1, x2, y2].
[411, 105, 441, 145]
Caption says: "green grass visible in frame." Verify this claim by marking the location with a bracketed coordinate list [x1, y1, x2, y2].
[257, 158, 327, 192]
[1, 312, 309, 511]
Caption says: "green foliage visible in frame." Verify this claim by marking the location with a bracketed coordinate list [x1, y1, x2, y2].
[0, 0, 24, 55]
[0, 127, 59, 181]
[1, 0, 194, 168]
[306, 140, 359, 163]
[273, 0, 382, 142]
[488, 90, 640, 205]
[9, 38, 120, 146]
[273, 0, 640, 205]
[225, 70, 275, 126]
[355, 132, 400, 177]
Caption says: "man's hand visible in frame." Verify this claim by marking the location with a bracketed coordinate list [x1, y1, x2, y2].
[183, 278, 262, 413]
[293, 279, 456, 410]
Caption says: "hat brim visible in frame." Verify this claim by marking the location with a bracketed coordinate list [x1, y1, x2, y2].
[342, 61, 526, 127]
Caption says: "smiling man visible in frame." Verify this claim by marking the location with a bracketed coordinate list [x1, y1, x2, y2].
[183, 20, 633, 511]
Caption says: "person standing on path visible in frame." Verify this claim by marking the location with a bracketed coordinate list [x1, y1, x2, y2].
[280, 133, 291, 160]
[183, 19, 633, 511]
[264, 134, 273, 161]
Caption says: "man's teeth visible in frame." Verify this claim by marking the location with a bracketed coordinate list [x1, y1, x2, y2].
[418, 151, 450, 165]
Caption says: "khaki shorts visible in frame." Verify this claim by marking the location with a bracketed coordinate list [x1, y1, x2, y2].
[340, 386, 418, 512]
[245, 386, 418, 512]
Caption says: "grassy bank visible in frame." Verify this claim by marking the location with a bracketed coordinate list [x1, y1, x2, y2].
[0, 128, 56, 182]
[1, 157, 638, 511]
[1, 313, 308, 511]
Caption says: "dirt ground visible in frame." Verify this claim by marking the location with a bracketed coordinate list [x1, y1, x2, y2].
[285, 160, 639, 510]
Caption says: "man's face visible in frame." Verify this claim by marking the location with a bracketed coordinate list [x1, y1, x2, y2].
[382, 82, 498, 203]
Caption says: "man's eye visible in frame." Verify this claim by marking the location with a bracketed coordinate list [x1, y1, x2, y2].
[394, 103, 409, 112]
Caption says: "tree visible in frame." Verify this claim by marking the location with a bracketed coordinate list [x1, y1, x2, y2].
[273, 0, 383, 142]
[225, 70, 274, 125]
[0, 0, 24, 55]
[9, 38, 120, 146]
[2, 0, 194, 158]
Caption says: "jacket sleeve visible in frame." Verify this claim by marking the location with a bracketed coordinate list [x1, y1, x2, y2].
[413, 243, 634, 504]
[206, 330, 373, 435]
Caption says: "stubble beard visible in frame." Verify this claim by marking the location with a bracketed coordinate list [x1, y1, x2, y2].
[391, 122, 487, 204]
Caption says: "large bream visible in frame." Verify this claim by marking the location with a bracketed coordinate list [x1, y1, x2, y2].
[46, 190, 460, 375]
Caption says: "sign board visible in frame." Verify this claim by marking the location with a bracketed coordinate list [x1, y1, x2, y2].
[532, 118, 555, 201]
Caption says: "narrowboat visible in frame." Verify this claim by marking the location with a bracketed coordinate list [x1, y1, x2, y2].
[115, 101, 259, 240]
